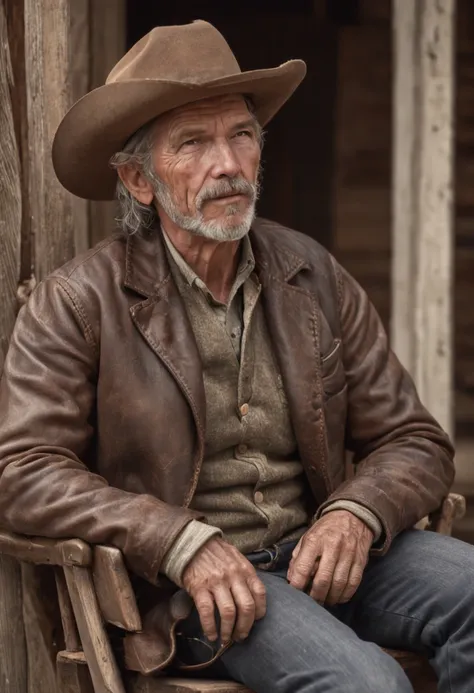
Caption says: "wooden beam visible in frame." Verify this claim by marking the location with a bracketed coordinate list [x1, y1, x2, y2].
[21, 2, 78, 691]
[0, 3, 28, 692]
[25, 0, 74, 280]
[391, 0, 455, 434]
[69, 0, 90, 254]
[89, 0, 126, 246]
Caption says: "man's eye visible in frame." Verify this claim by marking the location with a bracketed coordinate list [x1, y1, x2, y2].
[181, 138, 200, 147]
[234, 130, 252, 138]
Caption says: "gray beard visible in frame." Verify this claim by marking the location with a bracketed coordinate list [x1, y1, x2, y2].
[148, 170, 260, 242]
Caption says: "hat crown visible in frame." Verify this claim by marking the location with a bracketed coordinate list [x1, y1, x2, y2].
[107, 20, 241, 85]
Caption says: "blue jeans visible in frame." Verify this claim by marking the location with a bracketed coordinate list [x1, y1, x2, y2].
[175, 530, 474, 692]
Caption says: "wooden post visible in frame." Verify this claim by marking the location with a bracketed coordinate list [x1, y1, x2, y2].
[89, 0, 126, 246]
[69, 0, 90, 255]
[22, 1, 77, 690]
[1, 0, 89, 691]
[0, 2, 29, 691]
[391, 0, 456, 435]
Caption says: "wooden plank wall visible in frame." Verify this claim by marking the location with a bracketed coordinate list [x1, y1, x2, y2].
[454, 0, 474, 433]
[70, 0, 126, 249]
[333, 0, 474, 437]
[1, 1, 96, 690]
[332, 17, 392, 329]
[89, 0, 126, 246]
[0, 2, 28, 691]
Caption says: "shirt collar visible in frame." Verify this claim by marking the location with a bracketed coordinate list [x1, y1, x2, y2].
[162, 229, 256, 300]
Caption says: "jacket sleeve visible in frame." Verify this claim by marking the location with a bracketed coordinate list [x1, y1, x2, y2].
[316, 259, 455, 553]
[0, 277, 203, 583]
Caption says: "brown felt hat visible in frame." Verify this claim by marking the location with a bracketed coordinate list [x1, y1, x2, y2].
[52, 20, 306, 201]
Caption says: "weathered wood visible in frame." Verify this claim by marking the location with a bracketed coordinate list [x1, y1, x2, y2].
[0, 0, 22, 366]
[21, 564, 62, 693]
[55, 568, 81, 651]
[0, 3, 28, 692]
[57, 650, 94, 693]
[430, 492, 466, 535]
[0, 556, 27, 693]
[0, 530, 92, 567]
[4, 0, 34, 297]
[69, 0, 90, 254]
[89, 0, 126, 244]
[93, 545, 142, 631]
[391, 0, 456, 434]
[19, 3, 79, 691]
[64, 564, 126, 693]
[25, 0, 74, 280]
[332, 24, 392, 332]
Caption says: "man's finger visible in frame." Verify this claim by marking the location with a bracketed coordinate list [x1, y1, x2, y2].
[288, 537, 321, 590]
[231, 581, 256, 641]
[339, 560, 365, 604]
[309, 544, 340, 603]
[325, 553, 353, 606]
[194, 589, 218, 642]
[213, 585, 237, 644]
[247, 574, 267, 621]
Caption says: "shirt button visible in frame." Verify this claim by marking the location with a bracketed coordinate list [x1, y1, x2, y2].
[237, 444, 248, 454]
[240, 403, 249, 417]
[254, 491, 264, 504]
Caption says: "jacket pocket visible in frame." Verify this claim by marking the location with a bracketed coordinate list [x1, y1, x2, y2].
[321, 339, 345, 398]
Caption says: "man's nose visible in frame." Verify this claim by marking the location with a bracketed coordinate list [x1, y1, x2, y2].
[210, 141, 241, 179]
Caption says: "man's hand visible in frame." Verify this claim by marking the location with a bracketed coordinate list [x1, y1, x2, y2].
[182, 537, 266, 645]
[287, 510, 373, 606]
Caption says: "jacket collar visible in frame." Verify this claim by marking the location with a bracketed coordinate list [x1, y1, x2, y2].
[123, 218, 310, 298]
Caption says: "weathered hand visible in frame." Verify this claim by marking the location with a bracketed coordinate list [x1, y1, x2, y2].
[287, 510, 373, 606]
[182, 537, 266, 645]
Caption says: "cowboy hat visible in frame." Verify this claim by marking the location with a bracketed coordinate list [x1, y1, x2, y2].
[52, 20, 306, 201]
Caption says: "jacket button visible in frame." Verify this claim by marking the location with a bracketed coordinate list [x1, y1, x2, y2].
[240, 403, 249, 416]
[237, 444, 248, 454]
[254, 491, 264, 504]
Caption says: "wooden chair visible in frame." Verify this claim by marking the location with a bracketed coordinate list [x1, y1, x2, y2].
[0, 493, 465, 693]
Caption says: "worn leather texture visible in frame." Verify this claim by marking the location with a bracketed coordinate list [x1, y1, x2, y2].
[0, 218, 454, 673]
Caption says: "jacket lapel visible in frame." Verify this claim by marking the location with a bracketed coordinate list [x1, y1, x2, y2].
[123, 224, 331, 508]
[124, 230, 206, 488]
[251, 227, 331, 506]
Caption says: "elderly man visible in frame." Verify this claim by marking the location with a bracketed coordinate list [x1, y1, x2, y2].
[0, 19, 472, 693]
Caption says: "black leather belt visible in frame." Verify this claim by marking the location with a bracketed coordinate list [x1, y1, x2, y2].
[246, 540, 298, 571]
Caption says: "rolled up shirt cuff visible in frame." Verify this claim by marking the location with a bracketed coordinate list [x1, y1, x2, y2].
[320, 500, 383, 543]
[160, 519, 223, 587]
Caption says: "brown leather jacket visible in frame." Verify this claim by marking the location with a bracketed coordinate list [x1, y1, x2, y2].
[0, 218, 454, 673]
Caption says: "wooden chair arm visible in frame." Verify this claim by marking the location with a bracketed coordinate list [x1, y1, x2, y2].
[93, 545, 142, 631]
[0, 528, 91, 566]
[428, 492, 466, 535]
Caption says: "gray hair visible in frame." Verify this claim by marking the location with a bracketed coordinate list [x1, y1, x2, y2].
[109, 98, 264, 236]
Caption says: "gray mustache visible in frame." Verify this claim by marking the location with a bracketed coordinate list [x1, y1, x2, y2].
[196, 178, 257, 209]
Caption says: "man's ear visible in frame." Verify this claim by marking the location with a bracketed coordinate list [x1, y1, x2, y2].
[117, 165, 154, 205]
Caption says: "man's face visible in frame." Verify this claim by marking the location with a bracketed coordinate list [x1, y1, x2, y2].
[149, 95, 262, 241]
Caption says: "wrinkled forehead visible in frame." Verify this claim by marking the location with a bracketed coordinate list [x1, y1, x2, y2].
[154, 94, 252, 137]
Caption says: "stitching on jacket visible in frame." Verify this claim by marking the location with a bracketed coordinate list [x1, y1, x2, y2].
[55, 278, 98, 355]
[62, 235, 120, 280]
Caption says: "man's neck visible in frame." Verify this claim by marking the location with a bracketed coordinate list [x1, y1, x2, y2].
[161, 219, 241, 304]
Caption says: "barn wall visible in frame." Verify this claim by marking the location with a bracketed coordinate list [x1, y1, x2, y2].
[332, 0, 474, 439]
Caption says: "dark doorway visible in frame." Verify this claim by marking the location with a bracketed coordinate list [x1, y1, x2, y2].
[126, 1, 338, 249]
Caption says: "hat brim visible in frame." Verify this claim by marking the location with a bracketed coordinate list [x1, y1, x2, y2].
[52, 60, 306, 201]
